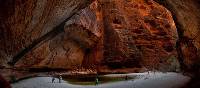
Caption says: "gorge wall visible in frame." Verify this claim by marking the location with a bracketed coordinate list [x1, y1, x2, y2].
[0, 0, 94, 69]
[100, 0, 178, 71]
[155, 0, 200, 74]
[0, 0, 199, 73]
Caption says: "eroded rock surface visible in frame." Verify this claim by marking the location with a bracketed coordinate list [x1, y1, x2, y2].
[0, 0, 93, 67]
[101, 0, 178, 70]
[0, 0, 181, 71]
[14, 1, 102, 69]
[155, 0, 200, 74]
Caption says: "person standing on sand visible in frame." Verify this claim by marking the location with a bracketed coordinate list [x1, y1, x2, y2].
[52, 76, 55, 83]
[51, 72, 55, 83]
[125, 75, 128, 80]
[95, 77, 99, 85]
[95, 73, 99, 85]
[59, 74, 62, 83]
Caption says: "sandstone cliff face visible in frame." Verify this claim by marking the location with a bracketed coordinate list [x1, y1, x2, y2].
[101, 0, 178, 70]
[0, 0, 183, 71]
[155, 0, 200, 73]
[0, 0, 93, 67]
[15, 0, 103, 69]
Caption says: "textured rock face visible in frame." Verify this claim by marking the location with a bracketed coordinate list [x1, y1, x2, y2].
[0, 0, 93, 67]
[155, 0, 200, 73]
[15, 0, 103, 69]
[0, 0, 180, 71]
[101, 0, 178, 70]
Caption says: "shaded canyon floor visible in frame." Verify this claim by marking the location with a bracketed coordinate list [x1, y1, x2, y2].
[12, 72, 190, 88]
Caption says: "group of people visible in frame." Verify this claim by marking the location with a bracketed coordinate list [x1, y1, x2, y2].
[51, 73, 62, 83]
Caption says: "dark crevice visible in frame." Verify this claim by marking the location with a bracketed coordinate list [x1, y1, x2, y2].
[7, 0, 95, 66]
[155, 1, 200, 88]
[8, 18, 65, 66]
[154, 0, 187, 71]
[7, 8, 86, 66]
[113, 17, 121, 24]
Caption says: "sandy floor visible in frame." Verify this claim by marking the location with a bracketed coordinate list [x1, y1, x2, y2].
[12, 72, 190, 88]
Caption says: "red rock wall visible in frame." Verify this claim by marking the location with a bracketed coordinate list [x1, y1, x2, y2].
[101, 0, 178, 70]
[15, 0, 103, 70]
[0, 0, 93, 67]
[155, 0, 200, 73]
[0, 0, 190, 72]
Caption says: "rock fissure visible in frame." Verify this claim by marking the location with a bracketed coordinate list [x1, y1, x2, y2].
[8, 12, 74, 66]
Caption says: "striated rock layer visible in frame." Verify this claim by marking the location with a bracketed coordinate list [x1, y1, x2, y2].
[14, 0, 103, 69]
[0, 0, 94, 68]
[155, 0, 200, 74]
[0, 0, 182, 71]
